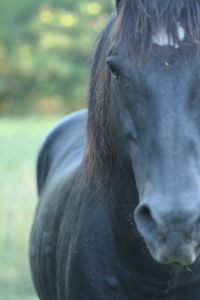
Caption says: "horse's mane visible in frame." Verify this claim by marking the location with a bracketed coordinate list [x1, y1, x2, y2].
[84, 0, 200, 188]
[116, 0, 200, 56]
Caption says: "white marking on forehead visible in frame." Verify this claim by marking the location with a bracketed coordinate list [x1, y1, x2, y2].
[152, 25, 185, 48]
[178, 25, 185, 41]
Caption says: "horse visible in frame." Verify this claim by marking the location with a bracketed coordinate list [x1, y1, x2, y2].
[30, 0, 200, 299]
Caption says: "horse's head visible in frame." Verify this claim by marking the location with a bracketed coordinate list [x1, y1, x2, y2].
[107, 0, 200, 266]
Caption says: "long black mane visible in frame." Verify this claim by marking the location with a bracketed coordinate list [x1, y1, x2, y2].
[85, 0, 200, 187]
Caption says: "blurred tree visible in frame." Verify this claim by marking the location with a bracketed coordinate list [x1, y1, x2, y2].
[0, 0, 114, 114]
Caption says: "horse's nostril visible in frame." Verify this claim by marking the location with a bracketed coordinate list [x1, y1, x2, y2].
[196, 216, 200, 227]
[134, 204, 158, 239]
[139, 204, 151, 216]
[195, 244, 200, 252]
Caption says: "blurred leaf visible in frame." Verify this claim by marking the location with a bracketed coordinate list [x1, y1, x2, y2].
[0, 0, 114, 115]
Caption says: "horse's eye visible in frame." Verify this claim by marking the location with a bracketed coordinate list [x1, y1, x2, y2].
[106, 59, 121, 79]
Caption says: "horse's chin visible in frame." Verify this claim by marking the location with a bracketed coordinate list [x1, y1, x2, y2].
[145, 240, 200, 267]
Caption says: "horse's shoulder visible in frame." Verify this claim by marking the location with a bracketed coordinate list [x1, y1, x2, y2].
[37, 109, 87, 194]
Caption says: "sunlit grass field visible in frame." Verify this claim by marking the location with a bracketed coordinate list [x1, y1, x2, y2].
[0, 116, 62, 299]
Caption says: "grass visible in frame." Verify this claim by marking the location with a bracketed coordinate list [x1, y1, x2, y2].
[0, 115, 62, 300]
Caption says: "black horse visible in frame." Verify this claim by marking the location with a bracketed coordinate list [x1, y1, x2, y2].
[30, 1, 200, 299]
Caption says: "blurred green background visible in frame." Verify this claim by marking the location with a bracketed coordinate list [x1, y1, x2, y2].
[0, 0, 113, 298]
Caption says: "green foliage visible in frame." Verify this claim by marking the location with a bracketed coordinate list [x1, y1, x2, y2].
[0, 0, 114, 115]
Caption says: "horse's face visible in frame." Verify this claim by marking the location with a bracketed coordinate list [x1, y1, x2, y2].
[108, 44, 200, 266]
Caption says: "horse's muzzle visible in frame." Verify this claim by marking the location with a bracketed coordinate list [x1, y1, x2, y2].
[134, 202, 200, 265]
